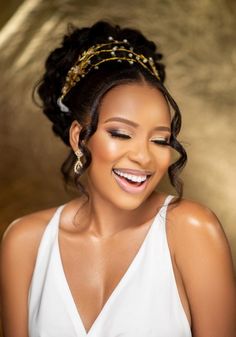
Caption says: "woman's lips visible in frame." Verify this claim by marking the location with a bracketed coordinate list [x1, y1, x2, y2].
[112, 170, 149, 194]
[113, 168, 153, 176]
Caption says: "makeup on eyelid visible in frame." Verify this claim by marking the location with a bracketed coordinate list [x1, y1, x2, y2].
[107, 129, 132, 139]
[106, 129, 170, 144]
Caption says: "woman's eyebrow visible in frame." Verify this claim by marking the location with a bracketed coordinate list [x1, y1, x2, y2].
[153, 126, 171, 132]
[104, 117, 138, 127]
[104, 117, 171, 132]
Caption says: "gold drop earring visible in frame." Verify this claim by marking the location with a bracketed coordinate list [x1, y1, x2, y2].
[74, 148, 83, 174]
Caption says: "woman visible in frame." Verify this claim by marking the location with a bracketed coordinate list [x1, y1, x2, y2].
[0, 20, 235, 337]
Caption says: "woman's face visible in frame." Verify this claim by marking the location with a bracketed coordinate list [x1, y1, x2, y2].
[85, 82, 172, 210]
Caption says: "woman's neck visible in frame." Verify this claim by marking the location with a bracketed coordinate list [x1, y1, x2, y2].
[75, 189, 163, 238]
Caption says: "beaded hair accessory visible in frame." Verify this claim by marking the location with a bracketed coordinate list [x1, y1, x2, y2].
[57, 36, 161, 113]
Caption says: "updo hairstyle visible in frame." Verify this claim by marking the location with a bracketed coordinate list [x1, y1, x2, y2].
[36, 20, 187, 202]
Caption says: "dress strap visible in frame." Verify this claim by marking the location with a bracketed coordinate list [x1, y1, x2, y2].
[157, 194, 175, 224]
[50, 204, 65, 229]
[164, 194, 175, 206]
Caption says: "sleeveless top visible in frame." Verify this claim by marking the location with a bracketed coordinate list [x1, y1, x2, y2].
[28, 194, 192, 337]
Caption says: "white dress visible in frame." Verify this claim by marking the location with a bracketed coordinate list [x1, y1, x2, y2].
[28, 194, 192, 337]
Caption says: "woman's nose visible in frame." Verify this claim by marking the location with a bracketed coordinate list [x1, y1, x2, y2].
[127, 140, 152, 166]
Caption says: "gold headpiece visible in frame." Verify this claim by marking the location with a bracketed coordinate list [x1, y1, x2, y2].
[57, 36, 161, 112]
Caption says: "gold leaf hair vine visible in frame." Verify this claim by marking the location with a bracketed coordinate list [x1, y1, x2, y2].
[57, 36, 161, 113]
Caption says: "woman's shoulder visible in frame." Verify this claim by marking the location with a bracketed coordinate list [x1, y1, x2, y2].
[0, 207, 62, 277]
[167, 195, 234, 280]
[1, 206, 58, 246]
[167, 195, 230, 256]
[168, 195, 225, 241]
[1, 197, 82, 250]
[1, 198, 78, 259]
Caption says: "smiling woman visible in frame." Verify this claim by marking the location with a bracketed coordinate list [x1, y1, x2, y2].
[79, 83, 173, 210]
[0, 20, 236, 337]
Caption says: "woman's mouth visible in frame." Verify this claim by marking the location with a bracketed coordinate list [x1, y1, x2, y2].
[112, 168, 151, 194]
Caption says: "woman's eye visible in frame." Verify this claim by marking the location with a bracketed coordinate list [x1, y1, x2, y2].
[152, 139, 170, 145]
[108, 130, 131, 139]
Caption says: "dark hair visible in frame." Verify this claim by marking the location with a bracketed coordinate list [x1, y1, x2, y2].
[36, 20, 187, 204]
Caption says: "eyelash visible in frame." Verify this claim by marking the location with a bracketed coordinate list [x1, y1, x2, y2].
[108, 130, 131, 139]
[107, 130, 170, 145]
[152, 139, 170, 146]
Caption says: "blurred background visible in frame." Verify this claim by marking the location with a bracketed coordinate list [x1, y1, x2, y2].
[0, 0, 235, 332]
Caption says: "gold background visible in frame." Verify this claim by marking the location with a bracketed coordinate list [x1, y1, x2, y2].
[0, 2, 235, 332]
[1, 0, 236, 263]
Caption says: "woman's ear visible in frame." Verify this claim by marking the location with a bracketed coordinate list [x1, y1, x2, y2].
[69, 120, 82, 152]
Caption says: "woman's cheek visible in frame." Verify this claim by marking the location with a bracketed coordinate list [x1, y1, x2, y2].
[88, 133, 124, 163]
[100, 140, 124, 161]
[166, 147, 172, 162]
[156, 147, 172, 169]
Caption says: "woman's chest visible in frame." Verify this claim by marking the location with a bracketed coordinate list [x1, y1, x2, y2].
[58, 224, 151, 333]
[54, 206, 192, 334]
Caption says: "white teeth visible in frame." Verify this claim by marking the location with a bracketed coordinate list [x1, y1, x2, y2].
[113, 169, 147, 183]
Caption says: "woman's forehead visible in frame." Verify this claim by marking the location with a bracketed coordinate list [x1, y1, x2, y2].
[98, 83, 171, 124]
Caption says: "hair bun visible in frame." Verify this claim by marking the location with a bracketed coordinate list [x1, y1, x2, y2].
[36, 20, 165, 146]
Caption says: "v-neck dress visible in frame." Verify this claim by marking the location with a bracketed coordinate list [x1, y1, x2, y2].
[28, 194, 192, 337]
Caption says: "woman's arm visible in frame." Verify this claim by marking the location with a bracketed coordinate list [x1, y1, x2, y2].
[171, 200, 236, 337]
[0, 209, 52, 337]
[0, 218, 33, 337]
